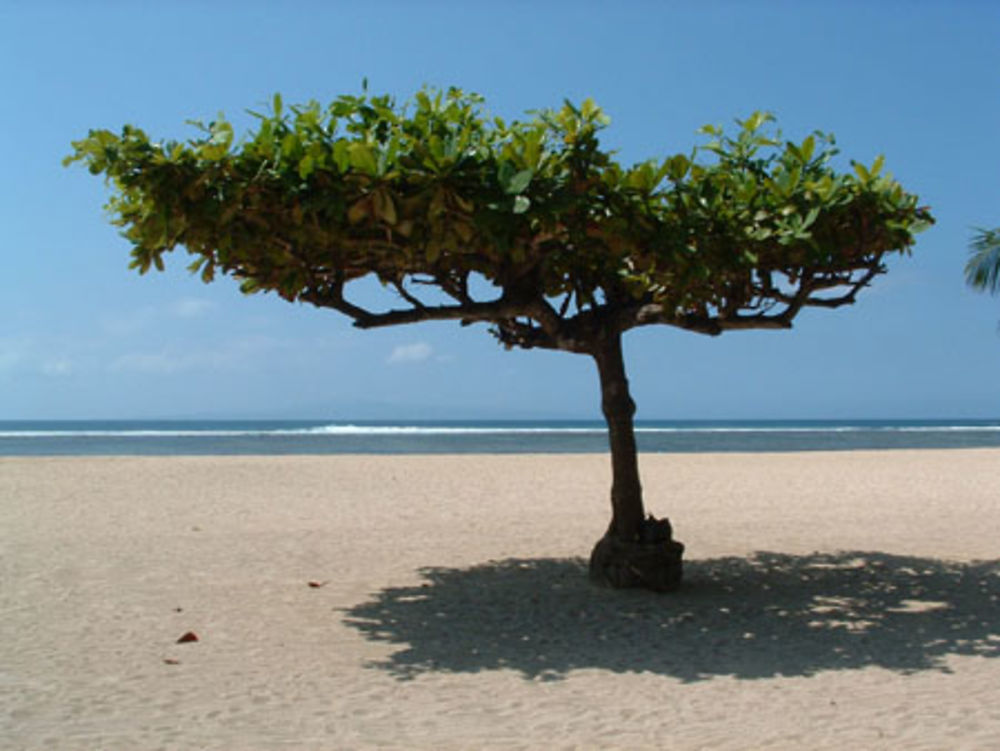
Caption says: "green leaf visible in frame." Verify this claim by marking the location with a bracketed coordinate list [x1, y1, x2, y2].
[800, 135, 815, 163]
[800, 206, 820, 231]
[373, 190, 397, 224]
[452, 193, 474, 213]
[281, 133, 299, 158]
[198, 120, 234, 160]
[666, 154, 689, 181]
[347, 197, 370, 224]
[497, 161, 515, 190]
[348, 142, 378, 174]
[871, 154, 885, 177]
[298, 154, 315, 179]
[332, 140, 351, 171]
[506, 169, 534, 195]
[742, 111, 773, 133]
[746, 226, 772, 240]
[512, 195, 531, 214]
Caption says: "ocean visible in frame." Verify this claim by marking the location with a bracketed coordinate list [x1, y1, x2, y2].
[2, 419, 1000, 456]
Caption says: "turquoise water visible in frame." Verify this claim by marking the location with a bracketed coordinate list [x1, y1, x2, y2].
[2, 419, 1000, 455]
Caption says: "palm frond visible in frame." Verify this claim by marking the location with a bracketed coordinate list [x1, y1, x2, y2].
[966, 227, 1000, 294]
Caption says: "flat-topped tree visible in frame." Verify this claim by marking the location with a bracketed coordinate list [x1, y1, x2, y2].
[67, 88, 932, 591]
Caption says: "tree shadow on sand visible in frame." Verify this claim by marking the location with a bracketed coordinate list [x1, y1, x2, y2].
[342, 552, 1000, 682]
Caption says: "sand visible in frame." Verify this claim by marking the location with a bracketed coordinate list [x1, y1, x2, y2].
[2, 449, 999, 750]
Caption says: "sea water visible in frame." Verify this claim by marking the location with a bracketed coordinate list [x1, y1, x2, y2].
[2, 419, 1000, 456]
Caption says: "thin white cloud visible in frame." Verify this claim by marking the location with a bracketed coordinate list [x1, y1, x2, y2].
[107, 335, 293, 376]
[101, 307, 154, 337]
[169, 298, 216, 318]
[0, 341, 24, 373]
[100, 298, 216, 337]
[0, 338, 71, 377]
[41, 359, 74, 376]
[387, 342, 433, 365]
[110, 352, 184, 375]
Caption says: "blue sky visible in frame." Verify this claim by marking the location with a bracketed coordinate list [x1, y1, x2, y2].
[2, 1, 998, 420]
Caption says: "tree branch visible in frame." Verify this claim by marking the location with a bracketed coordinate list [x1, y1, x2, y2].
[625, 261, 883, 337]
[492, 319, 560, 350]
[300, 279, 544, 333]
[391, 279, 428, 311]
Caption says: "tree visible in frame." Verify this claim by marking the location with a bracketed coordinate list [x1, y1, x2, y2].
[67, 87, 932, 591]
[966, 227, 1000, 294]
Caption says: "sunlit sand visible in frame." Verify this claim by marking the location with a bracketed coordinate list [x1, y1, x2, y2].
[3, 450, 999, 749]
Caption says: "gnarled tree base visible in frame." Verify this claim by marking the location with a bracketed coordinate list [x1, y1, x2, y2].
[588, 515, 684, 592]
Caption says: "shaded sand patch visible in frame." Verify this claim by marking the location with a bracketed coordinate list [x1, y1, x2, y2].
[343, 552, 1000, 681]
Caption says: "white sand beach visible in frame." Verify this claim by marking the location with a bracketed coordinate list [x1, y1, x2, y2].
[2, 450, 1000, 749]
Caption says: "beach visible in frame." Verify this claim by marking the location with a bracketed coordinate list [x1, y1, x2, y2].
[3, 450, 999, 749]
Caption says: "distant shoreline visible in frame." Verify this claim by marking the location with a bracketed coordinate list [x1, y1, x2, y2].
[2, 418, 1000, 456]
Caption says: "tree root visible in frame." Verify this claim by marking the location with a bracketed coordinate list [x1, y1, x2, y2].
[588, 515, 684, 592]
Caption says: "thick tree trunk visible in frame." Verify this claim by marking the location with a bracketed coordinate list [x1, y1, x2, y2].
[593, 334, 645, 540]
[588, 333, 685, 592]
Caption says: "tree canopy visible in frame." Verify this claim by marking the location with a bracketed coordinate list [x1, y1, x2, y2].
[66, 87, 932, 356]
